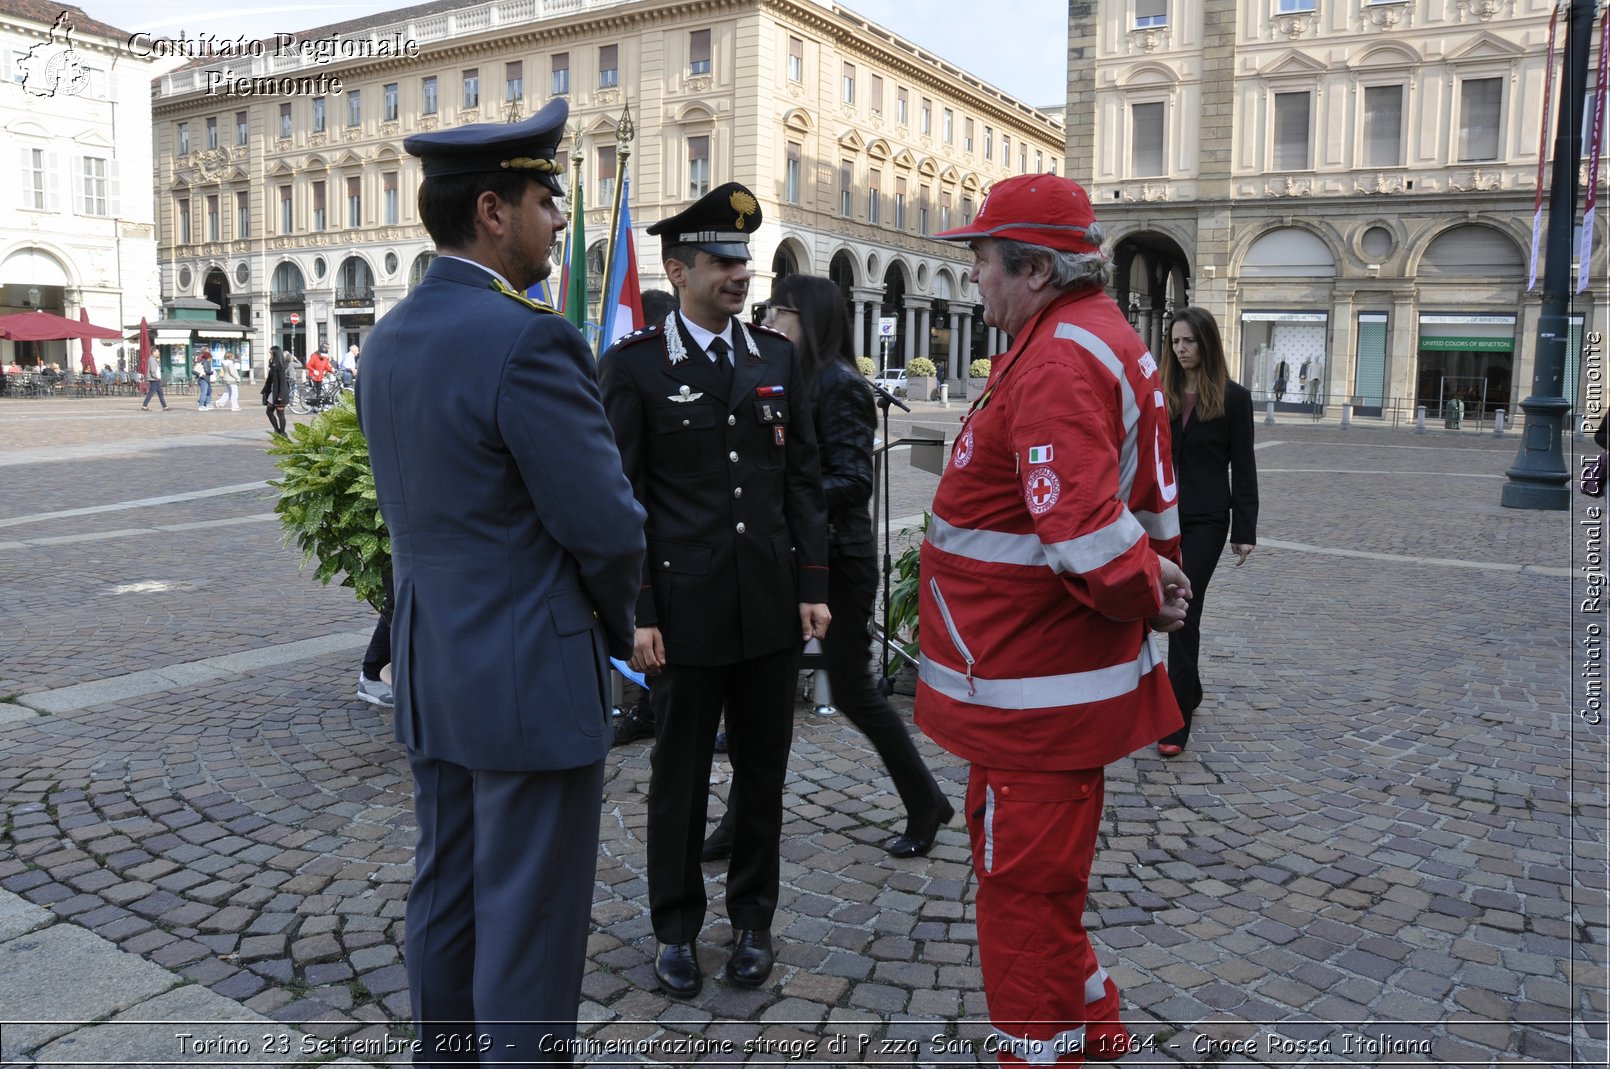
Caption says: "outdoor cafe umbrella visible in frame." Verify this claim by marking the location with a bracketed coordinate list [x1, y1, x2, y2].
[137, 317, 151, 377]
[78, 309, 97, 374]
[0, 309, 124, 342]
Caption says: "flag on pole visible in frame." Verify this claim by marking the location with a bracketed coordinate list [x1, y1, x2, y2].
[565, 164, 589, 332]
[1580, 11, 1610, 294]
[1530, 3, 1560, 291]
[599, 176, 643, 350]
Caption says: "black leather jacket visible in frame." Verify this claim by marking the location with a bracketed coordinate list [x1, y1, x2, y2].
[814, 358, 876, 558]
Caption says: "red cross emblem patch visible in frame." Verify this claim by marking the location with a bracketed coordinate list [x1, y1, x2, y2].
[1025, 466, 1060, 515]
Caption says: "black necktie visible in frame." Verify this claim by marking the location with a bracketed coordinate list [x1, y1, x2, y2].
[709, 337, 732, 391]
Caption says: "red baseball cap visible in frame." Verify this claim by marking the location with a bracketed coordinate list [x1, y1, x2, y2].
[932, 173, 1102, 254]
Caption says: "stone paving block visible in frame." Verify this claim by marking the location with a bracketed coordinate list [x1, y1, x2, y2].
[0, 888, 54, 943]
[0, 923, 179, 1050]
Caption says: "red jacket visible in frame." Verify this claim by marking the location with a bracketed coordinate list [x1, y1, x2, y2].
[915, 287, 1183, 771]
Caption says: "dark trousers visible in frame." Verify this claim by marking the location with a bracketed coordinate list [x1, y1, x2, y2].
[265, 403, 286, 434]
[362, 572, 395, 681]
[646, 646, 797, 942]
[406, 751, 604, 1066]
[824, 553, 945, 820]
[142, 379, 166, 409]
[1164, 514, 1230, 746]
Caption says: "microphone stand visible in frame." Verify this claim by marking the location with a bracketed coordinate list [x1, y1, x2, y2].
[872, 388, 896, 690]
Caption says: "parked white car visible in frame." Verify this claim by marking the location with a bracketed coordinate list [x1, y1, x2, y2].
[872, 367, 908, 397]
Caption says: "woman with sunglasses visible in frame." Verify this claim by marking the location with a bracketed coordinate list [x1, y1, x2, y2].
[707, 275, 953, 860]
[1156, 306, 1259, 756]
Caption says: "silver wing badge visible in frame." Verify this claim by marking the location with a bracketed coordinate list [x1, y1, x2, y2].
[667, 385, 704, 403]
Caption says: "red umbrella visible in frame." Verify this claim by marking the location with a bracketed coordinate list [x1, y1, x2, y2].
[78, 309, 96, 374]
[138, 317, 151, 377]
[0, 309, 123, 341]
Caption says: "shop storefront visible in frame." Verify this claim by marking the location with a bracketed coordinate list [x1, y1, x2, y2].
[145, 297, 252, 381]
[1414, 313, 1517, 420]
[1241, 310, 1329, 411]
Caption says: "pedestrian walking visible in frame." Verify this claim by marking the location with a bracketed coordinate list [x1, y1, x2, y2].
[194, 351, 214, 410]
[140, 356, 167, 411]
[220, 352, 242, 411]
[261, 346, 291, 436]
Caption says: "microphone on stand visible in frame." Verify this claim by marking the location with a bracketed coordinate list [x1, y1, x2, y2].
[870, 381, 911, 413]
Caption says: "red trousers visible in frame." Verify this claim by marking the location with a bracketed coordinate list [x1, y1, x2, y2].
[966, 765, 1129, 1067]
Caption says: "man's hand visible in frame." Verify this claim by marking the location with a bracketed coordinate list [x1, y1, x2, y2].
[629, 626, 666, 675]
[1230, 543, 1254, 567]
[800, 603, 831, 641]
[1150, 556, 1192, 633]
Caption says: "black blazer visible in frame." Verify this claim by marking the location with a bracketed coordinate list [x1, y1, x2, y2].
[814, 359, 875, 558]
[599, 314, 829, 666]
[1171, 380, 1259, 546]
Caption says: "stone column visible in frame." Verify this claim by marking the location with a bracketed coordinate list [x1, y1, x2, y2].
[853, 285, 885, 366]
[903, 301, 917, 362]
[913, 300, 931, 362]
[950, 301, 973, 380]
[852, 300, 867, 361]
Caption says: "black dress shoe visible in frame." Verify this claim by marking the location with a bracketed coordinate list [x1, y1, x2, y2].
[884, 799, 955, 858]
[724, 929, 773, 987]
[654, 942, 702, 998]
[702, 811, 735, 862]
[611, 704, 654, 747]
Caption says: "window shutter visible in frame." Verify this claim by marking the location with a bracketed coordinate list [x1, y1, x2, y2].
[108, 158, 121, 219]
[69, 155, 83, 214]
[17, 146, 29, 209]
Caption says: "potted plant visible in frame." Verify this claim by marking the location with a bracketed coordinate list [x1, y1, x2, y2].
[967, 357, 992, 398]
[905, 356, 938, 402]
[856, 356, 875, 379]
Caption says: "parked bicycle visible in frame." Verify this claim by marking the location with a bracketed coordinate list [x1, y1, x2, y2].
[288, 376, 348, 415]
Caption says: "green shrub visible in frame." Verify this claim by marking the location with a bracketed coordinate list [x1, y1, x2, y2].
[856, 356, 875, 376]
[268, 395, 390, 612]
[885, 512, 929, 664]
[969, 358, 992, 378]
[906, 356, 937, 376]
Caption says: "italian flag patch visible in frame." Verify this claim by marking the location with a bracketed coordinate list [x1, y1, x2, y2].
[1027, 444, 1054, 464]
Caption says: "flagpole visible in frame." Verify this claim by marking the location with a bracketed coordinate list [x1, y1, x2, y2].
[595, 102, 635, 356]
[565, 126, 589, 334]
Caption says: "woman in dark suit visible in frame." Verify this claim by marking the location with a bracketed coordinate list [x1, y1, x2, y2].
[1158, 307, 1258, 756]
[261, 345, 291, 437]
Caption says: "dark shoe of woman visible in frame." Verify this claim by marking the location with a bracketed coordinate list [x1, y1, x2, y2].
[884, 798, 955, 858]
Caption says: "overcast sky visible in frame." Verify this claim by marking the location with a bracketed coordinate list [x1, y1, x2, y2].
[95, 0, 1068, 109]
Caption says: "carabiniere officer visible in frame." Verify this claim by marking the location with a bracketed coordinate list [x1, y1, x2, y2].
[598, 181, 830, 999]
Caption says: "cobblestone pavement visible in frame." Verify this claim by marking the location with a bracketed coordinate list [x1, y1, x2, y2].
[0, 396, 1602, 1067]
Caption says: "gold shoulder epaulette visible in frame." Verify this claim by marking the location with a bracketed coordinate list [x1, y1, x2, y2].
[491, 277, 559, 315]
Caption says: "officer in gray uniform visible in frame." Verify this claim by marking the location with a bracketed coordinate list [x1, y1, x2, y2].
[599, 182, 829, 999]
[358, 99, 645, 1063]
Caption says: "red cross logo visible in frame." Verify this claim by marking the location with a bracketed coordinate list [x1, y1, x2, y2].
[1025, 467, 1060, 515]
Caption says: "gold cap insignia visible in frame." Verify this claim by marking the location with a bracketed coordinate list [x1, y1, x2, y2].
[730, 190, 758, 230]
[501, 156, 565, 175]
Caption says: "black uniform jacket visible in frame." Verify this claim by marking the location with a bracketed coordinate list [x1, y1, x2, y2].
[814, 359, 876, 559]
[1170, 379, 1259, 545]
[599, 314, 828, 666]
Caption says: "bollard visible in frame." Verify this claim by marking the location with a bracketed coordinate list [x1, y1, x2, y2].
[940, 383, 950, 408]
[1493, 408, 1506, 436]
[1341, 403, 1353, 428]
[1415, 405, 1427, 433]
[1264, 399, 1277, 426]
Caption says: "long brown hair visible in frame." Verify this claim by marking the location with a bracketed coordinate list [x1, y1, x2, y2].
[1160, 306, 1228, 422]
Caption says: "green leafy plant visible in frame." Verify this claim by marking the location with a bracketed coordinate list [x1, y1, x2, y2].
[906, 356, 937, 376]
[969, 358, 992, 378]
[856, 356, 876, 376]
[268, 395, 390, 612]
[885, 512, 929, 663]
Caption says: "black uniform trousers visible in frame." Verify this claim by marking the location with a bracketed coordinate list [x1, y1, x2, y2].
[823, 553, 945, 817]
[647, 646, 798, 943]
[1164, 513, 1231, 747]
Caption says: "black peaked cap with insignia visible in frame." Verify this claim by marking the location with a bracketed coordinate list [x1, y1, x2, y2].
[647, 181, 761, 260]
[403, 98, 569, 197]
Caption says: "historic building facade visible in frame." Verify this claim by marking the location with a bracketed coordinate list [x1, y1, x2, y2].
[0, 1, 162, 366]
[151, 0, 1063, 380]
[1067, 0, 1606, 424]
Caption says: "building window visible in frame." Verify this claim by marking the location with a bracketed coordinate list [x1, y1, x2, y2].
[383, 172, 399, 225]
[919, 186, 929, 235]
[80, 156, 108, 216]
[869, 74, 883, 116]
[206, 116, 218, 149]
[983, 125, 992, 159]
[346, 176, 361, 228]
[688, 134, 710, 198]
[279, 185, 292, 233]
[1002, 135, 1010, 166]
[895, 176, 907, 230]
[943, 108, 954, 143]
[1362, 84, 1404, 168]
[505, 61, 523, 102]
[347, 90, 361, 127]
[964, 117, 974, 153]
[23, 147, 44, 209]
[868, 168, 881, 223]
[940, 190, 952, 231]
[962, 194, 973, 223]
[1276, 0, 1316, 10]
[177, 121, 189, 154]
[689, 30, 710, 75]
[1020, 144, 1027, 172]
[385, 82, 399, 121]
[842, 62, 855, 104]
[1458, 76, 1502, 162]
[463, 69, 479, 108]
[312, 181, 326, 231]
[1273, 90, 1311, 169]
[787, 36, 803, 83]
[841, 160, 853, 217]
[312, 97, 326, 133]
[599, 45, 618, 88]
[551, 54, 569, 95]
[422, 76, 438, 115]
[897, 87, 909, 125]
[236, 190, 249, 237]
[178, 198, 191, 244]
[235, 111, 248, 146]
[1035, 150, 1043, 171]
[1135, 0, 1168, 27]
[206, 194, 219, 240]
[278, 102, 292, 139]
[598, 144, 617, 203]
[785, 141, 802, 204]
[921, 98, 932, 135]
